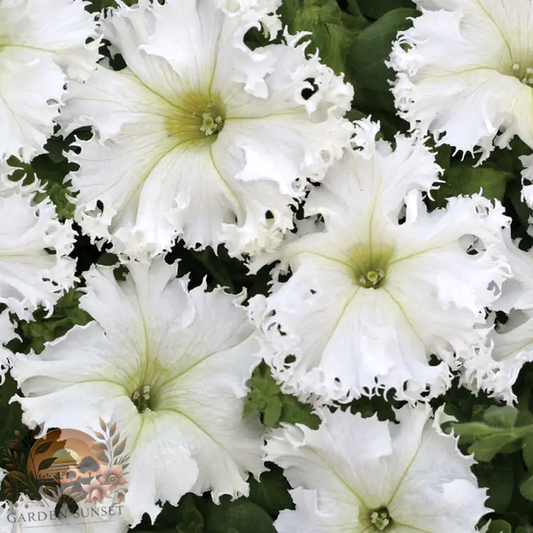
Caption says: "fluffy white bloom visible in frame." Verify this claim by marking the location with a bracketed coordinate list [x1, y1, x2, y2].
[61, 0, 353, 260]
[0, 311, 15, 384]
[251, 120, 510, 404]
[463, 230, 533, 402]
[0, 0, 99, 162]
[264, 404, 489, 533]
[0, 169, 76, 319]
[11, 259, 265, 526]
[390, 0, 533, 160]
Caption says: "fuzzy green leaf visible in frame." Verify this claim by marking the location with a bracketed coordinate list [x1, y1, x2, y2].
[450, 422, 498, 442]
[483, 406, 519, 428]
[468, 434, 518, 462]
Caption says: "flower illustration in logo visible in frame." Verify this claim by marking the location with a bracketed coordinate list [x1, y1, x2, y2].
[81, 478, 111, 504]
[98, 465, 126, 493]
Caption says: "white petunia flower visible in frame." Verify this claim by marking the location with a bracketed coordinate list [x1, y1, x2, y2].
[0, 169, 76, 319]
[0, 0, 99, 162]
[463, 230, 533, 402]
[0, 166, 76, 319]
[61, 0, 353, 260]
[264, 404, 489, 533]
[11, 259, 266, 526]
[251, 119, 510, 404]
[390, 0, 533, 161]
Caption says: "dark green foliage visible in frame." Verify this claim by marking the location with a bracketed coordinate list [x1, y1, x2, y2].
[7, 134, 78, 220]
[0, 375, 23, 446]
[8, 290, 92, 355]
[430, 166, 512, 208]
[347, 8, 418, 92]
[279, 0, 368, 74]
[244, 363, 320, 429]
[356, 0, 415, 20]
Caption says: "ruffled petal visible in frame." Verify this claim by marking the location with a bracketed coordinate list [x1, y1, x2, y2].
[0, 183, 76, 319]
[388, 407, 488, 533]
[462, 229, 533, 401]
[463, 312, 533, 403]
[0, 0, 98, 161]
[390, 0, 533, 159]
[265, 405, 488, 533]
[62, 0, 352, 259]
[252, 121, 509, 404]
[11, 259, 264, 526]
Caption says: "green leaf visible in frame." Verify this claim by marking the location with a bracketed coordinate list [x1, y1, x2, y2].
[279, 0, 368, 74]
[7, 135, 79, 220]
[516, 409, 533, 428]
[523, 433, 533, 470]
[487, 520, 512, 533]
[175, 494, 205, 533]
[451, 422, 497, 442]
[0, 374, 23, 446]
[346, 8, 418, 91]
[280, 396, 320, 430]
[431, 166, 511, 208]
[248, 466, 294, 518]
[483, 405, 519, 428]
[468, 434, 518, 462]
[516, 526, 533, 533]
[9, 290, 92, 355]
[205, 500, 276, 533]
[263, 397, 283, 428]
[357, 0, 416, 20]
[244, 364, 319, 429]
[520, 472, 533, 500]
[476, 456, 514, 514]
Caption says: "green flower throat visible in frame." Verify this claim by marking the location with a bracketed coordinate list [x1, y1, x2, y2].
[350, 245, 394, 289]
[165, 92, 226, 146]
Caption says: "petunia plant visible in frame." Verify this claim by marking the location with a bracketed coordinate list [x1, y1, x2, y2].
[2, 1, 533, 533]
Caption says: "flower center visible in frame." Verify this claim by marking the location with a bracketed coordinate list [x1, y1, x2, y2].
[369, 508, 392, 531]
[358, 268, 386, 288]
[130, 385, 153, 414]
[511, 62, 533, 86]
[108, 474, 118, 484]
[165, 93, 226, 146]
[350, 245, 394, 289]
[200, 110, 224, 136]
